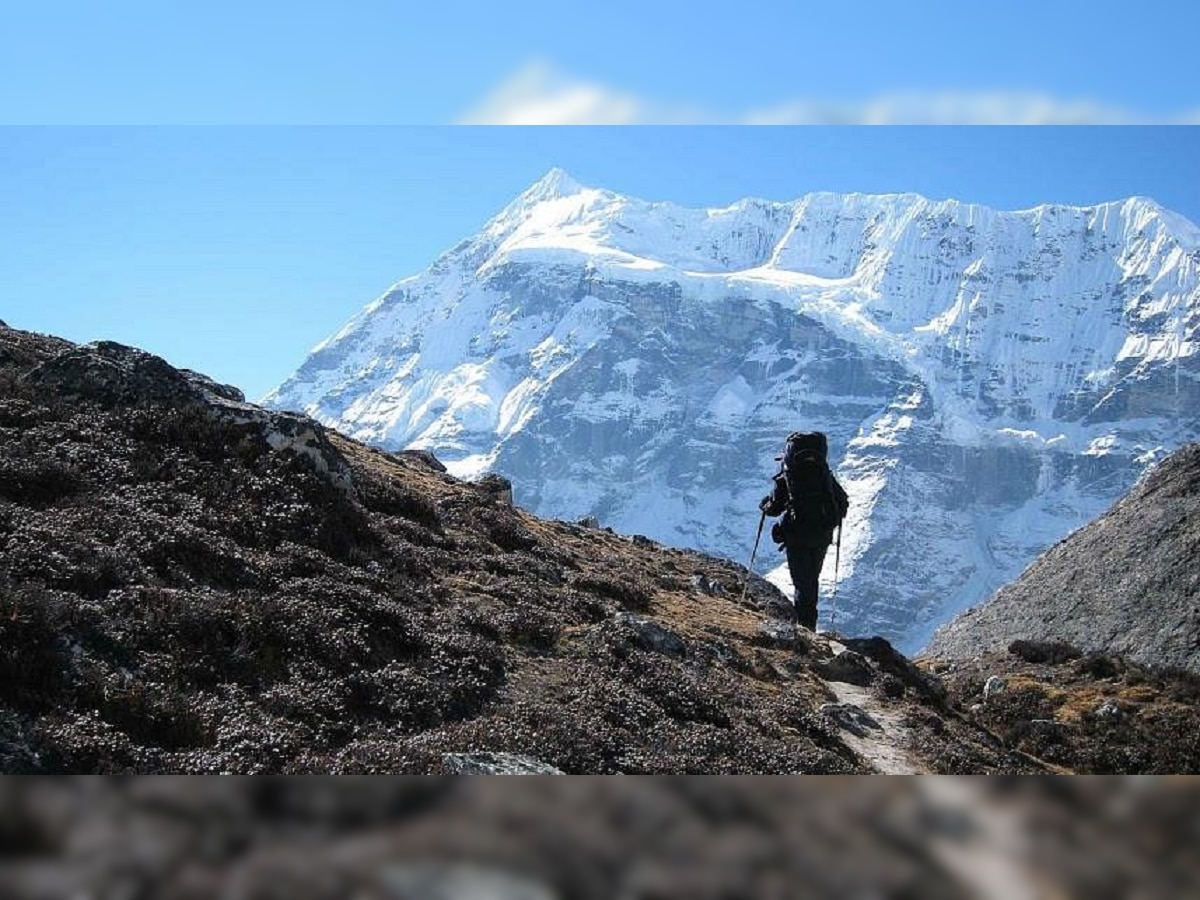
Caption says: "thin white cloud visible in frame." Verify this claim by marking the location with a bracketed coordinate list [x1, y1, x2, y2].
[458, 61, 1200, 125]
[457, 61, 702, 125]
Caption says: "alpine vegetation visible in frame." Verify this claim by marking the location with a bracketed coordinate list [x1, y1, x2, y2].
[4, 322, 1200, 777]
[267, 170, 1200, 651]
[0, 323, 1034, 775]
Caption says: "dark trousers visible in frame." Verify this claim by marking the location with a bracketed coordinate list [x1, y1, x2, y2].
[785, 543, 829, 630]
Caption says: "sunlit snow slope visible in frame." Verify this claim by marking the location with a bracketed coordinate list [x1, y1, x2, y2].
[267, 169, 1200, 651]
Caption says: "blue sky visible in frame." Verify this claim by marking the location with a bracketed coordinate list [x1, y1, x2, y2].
[3, 2, 1199, 122]
[3, 128, 1199, 399]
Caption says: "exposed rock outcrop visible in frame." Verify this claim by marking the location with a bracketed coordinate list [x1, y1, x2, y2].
[26, 339, 247, 406]
[25, 339, 354, 493]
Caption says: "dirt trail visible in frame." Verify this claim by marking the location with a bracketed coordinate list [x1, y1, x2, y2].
[818, 636, 925, 774]
[826, 680, 923, 774]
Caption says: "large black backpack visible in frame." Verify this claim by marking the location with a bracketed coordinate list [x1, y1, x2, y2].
[781, 431, 842, 534]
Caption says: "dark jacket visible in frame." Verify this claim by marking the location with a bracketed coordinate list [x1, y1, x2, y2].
[761, 469, 849, 549]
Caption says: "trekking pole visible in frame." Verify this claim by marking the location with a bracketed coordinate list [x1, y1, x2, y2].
[740, 510, 767, 604]
[828, 524, 842, 631]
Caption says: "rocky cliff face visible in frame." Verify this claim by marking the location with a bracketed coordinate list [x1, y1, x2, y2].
[267, 171, 1200, 652]
[926, 442, 1200, 673]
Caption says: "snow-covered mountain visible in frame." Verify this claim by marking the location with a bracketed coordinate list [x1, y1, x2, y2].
[266, 169, 1200, 652]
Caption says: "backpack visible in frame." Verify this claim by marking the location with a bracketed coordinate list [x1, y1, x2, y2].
[780, 431, 842, 535]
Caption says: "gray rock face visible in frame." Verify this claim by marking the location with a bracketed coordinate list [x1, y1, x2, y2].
[266, 176, 1200, 652]
[927, 443, 1200, 673]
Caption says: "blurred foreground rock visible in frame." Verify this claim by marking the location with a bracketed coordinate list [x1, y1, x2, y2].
[0, 778, 1197, 899]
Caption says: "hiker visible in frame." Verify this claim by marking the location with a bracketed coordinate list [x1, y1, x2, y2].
[759, 431, 849, 632]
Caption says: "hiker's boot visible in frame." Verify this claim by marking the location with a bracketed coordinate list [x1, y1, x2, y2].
[795, 604, 818, 633]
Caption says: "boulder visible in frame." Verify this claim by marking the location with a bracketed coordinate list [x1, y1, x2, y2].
[816, 650, 875, 687]
[613, 612, 687, 657]
[983, 675, 1008, 700]
[442, 752, 564, 775]
[475, 473, 514, 506]
[396, 449, 447, 473]
[690, 572, 726, 596]
[757, 619, 803, 650]
[820, 702, 882, 737]
[1094, 699, 1124, 721]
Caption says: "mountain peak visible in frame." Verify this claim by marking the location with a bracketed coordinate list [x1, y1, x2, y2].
[521, 167, 588, 202]
[1125, 194, 1163, 211]
[1122, 195, 1200, 249]
[481, 167, 602, 243]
